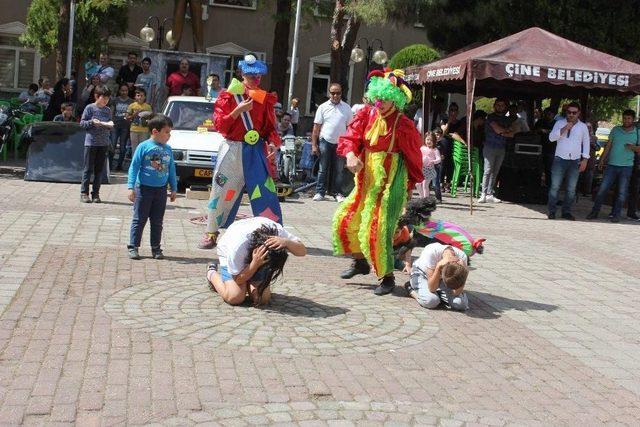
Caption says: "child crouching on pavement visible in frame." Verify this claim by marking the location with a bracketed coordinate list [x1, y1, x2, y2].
[206, 217, 306, 306]
[405, 242, 470, 311]
[126, 114, 177, 260]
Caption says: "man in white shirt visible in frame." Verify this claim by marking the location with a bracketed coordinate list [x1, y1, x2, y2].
[311, 83, 353, 202]
[96, 53, 116, 91]
[547, 102, 590, 220]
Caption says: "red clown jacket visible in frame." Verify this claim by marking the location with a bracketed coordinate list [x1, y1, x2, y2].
[337, 104, 424, 188]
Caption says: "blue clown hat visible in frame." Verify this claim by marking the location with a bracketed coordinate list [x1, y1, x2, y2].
[238, 54, 268, 75]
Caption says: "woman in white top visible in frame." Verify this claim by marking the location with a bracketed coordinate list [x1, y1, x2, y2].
[206, 217, 306, 306]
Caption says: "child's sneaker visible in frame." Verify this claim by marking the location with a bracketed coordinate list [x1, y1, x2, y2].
[92, 195, 102, 203]
[152, 250, 164, 260]
[198, 232, 218, 249]
[128, 247, 140, 260]
[80, 194, 92, 203]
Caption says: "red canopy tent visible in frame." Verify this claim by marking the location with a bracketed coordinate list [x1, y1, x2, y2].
[406, 27, 640, 212]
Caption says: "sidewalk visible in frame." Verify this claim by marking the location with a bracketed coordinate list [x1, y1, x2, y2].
[0, 175, 639, 426]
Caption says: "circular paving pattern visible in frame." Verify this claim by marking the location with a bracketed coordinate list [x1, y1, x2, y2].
[155, 401, 509, 426]
[104, 277, 439, 356]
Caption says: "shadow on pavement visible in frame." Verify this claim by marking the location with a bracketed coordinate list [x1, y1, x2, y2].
[306, 247, 335, 257]
[263, 293, 349, 318]
[163, 256, 215, 264]
[100, 200, 192, 210]
[466, 290, 558, 319]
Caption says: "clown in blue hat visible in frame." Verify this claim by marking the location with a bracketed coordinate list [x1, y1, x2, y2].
[199, 54, 284, 249]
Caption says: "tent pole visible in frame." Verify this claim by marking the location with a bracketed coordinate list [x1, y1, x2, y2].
[465, 68, 476, 215]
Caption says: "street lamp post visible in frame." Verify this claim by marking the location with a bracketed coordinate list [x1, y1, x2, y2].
[140, 17, 174, 50]
[350, 38, 387, 81]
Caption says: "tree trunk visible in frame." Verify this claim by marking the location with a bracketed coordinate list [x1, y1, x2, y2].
[55, 0, 71, 80]
[329, 0, 360, 101]
[270, 0, 292, 102]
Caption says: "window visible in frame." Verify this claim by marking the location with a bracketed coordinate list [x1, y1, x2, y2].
[0, 47, 38, 91]
[209, 0, 257, 10]
[165, 100, 215, 131]
[305, 54, 353, 116]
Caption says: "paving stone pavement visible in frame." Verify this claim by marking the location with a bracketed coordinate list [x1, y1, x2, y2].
[0, 171, 639, 426]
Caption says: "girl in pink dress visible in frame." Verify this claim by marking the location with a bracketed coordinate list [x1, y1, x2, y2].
[417, 132, 442, 198]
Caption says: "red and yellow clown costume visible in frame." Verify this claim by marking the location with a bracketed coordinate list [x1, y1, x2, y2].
[332, 70, 423, 278]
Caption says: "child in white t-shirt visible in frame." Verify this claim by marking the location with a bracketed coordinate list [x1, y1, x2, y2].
[405, 243, 470, 311]
[206, 217, 306, 306]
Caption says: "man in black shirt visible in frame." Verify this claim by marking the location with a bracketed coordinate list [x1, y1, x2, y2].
[117, 52, 143, 97]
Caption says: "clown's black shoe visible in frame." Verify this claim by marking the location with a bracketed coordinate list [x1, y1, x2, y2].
[340, 258, 371, 279]
[374, 275, 395, 296]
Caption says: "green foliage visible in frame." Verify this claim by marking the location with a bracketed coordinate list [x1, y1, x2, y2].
[21, 0, 149, 64]
[420, 0, 640, 63]
[20, 0, 59, 57]
[589, 96, 636, 123]
[388, 44, 439, 69]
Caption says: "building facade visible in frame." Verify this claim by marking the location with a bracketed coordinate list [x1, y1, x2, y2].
[0, 0, 428, 126]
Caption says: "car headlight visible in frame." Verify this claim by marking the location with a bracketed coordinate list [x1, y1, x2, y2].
[172, 150, 185, 161]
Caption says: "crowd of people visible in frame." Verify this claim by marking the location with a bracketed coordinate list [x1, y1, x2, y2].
[408, 97, 640, 222]
[20, 53, 215, 173]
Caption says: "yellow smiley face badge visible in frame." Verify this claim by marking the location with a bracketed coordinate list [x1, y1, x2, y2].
[244, 130, 260, 145]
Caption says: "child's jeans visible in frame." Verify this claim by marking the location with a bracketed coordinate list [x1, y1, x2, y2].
[129, 185, 167, 250]
[81, 146, 108, 196]
[111, 124, 130, 169]
[409, 266, 469, 311]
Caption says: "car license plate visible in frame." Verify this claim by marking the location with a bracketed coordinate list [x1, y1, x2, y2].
[194, 168, 213, 178]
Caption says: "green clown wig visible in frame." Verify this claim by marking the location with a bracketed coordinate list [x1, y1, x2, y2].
[365, 69, 413, 111]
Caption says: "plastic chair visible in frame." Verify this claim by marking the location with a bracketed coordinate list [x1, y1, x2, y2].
[450, 140, 483, 197]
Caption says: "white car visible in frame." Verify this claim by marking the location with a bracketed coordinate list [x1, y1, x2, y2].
[162, 96, 224, 188]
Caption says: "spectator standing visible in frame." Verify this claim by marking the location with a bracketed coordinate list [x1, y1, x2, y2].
[53, 102, 75, 122]
[440, 102, 467, 191]
[35, 77, 53, 108]
[110, 84, 133, 171]
[206, 73, 222, 99]
[127, 88, 153, 155]
[479, 98, 513, 203]
[278, 112, 294, 138]
[80, 74, 101, 110]
[627, 121, 640, 220]
[534, 107, 557, 187]
[18, 84, 39, 103]
[126, 114, 177, 260]
[117, 52, 143, 97]
[166, 58, 200, 96]
[546, 102, 590, 220]
[587, 109, 640, 222]
[508, 103, 530, 134]
[95, 53, 116, 91]
[289, 97, 300, 135]
[417, 131, 442, 200]
[311, 83, 353, 202]
[135, 57, 157, 108]
[44, 78, 72, 121]
[79, 86, 113, 203]
[471, 110, 487, 157]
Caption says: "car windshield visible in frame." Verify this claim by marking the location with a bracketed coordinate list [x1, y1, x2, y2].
[165, 101, 215, 131]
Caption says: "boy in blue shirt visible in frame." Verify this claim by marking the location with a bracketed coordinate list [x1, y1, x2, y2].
[127, 114, 177, 259]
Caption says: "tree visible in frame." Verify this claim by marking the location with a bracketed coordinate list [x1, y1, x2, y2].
[21, 0, 145, 80]
[327, 0, 433, 98]
[420, 0, 640, 63]
[388, 44, 439, 69]
[329, 0, 361, 98]
[269, 0, 294, 102]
